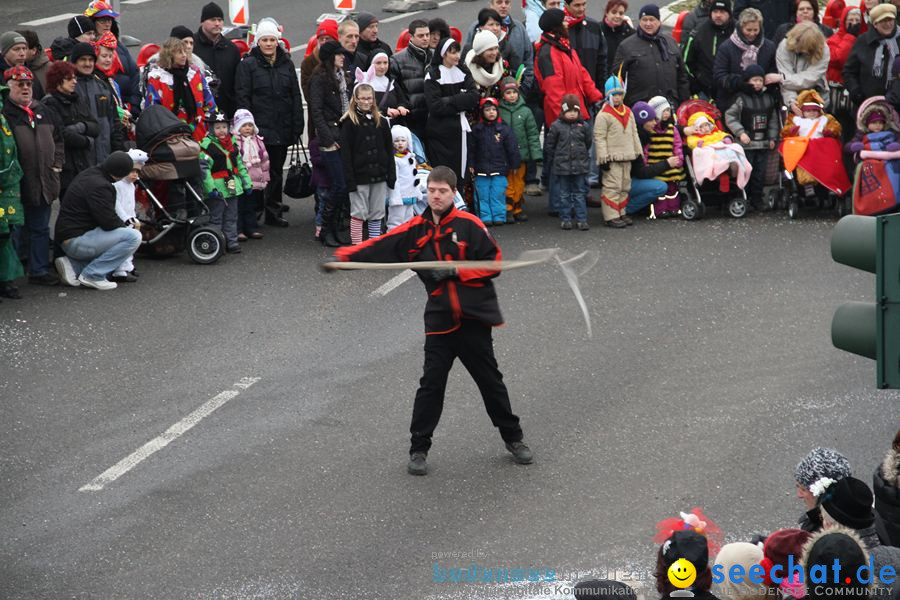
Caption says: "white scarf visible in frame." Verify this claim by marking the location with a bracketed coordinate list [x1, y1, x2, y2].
[240, 134, 262, 167]
[464, 49, 504, 89]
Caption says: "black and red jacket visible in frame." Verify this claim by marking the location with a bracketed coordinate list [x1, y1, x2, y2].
[335, 206, 503, 335]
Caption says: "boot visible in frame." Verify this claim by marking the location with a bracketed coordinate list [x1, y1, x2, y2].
[265, 205, 289, 227]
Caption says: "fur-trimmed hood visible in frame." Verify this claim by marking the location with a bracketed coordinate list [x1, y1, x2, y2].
[800, 525, 875, 593]
[856, 97, 900, 133]
[880, 429, 900, 487]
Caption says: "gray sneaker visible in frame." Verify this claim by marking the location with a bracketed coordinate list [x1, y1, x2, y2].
[77, 273, 117, 290]
[505, 441, 534, 465]
[407, 452, 428, 476]
[54, 256, 80, 287]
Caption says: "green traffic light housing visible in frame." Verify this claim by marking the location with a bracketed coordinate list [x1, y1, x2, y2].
[831, 214, 900, 389]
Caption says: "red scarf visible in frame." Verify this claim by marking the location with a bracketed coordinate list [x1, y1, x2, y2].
[602, 102, 630, 129]
[97, 54, 123, 78]
[19, 102, 35, 127]
[564, 7, 586, 27]
[218, 134, 235, 154]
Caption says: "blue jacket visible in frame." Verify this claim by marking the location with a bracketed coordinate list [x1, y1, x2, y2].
[469, 119, 520, 175]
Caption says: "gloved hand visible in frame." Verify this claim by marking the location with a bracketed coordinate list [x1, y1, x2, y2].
[886, 142, 900, 152]
[418, 266, 457, 283]
[208, 190, 223, 201]
[848, 141, 864, 153]
[402, 197, 417, 206]
[599, 162, 610, 171]
[65, 122, 86, 135]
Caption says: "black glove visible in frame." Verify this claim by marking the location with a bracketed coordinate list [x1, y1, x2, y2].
[600, 162, 611, 171]
[65, 122, 86, 135]
[418, 266, 457, 283]
[83, 120, 100, 138]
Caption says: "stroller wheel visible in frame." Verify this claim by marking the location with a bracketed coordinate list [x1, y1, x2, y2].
[788, 201, 800, 220]
[188, 226, 225, 264]
[728, 197, 748, 219]
[681, 198, 701, 221]
[765, 189, 780, 211]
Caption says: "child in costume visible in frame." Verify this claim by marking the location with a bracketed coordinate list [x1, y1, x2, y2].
[545, 94, 593, 230]
[779, 89, 850, 197]
[498, 76, 542, 223]
[110, 148, 147, 282]
[646, 96, 686, 218]
[724, 64, 779, 209]
[594, 75, 642, 228]
[387, 125, 423, 230]
[233, 109, 269, 241]
[685, 112, 752, 193]
[845, 97, 900, 214]
[469, 96, 520, 226]
[845, 100, 900, 159]
[200, 110, 253, 254]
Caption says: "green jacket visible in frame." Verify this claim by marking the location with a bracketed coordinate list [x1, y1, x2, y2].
[199, 134, 252, 198]
[0, 88, 24, 236]
[499, 95, 542, 162]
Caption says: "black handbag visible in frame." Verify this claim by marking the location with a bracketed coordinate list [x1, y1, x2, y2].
[283, 143, 314, 199]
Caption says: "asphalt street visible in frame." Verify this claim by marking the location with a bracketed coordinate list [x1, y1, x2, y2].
[2, 1, 899, 599]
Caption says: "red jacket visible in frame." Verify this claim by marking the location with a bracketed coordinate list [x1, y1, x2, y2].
[335, 206, 503, 335]
[534, 33, 603, 127]
[827, 5, 860, 84]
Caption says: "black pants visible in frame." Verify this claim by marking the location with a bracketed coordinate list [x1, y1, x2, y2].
[264, 143, 288, 211]
[745, 148, 769, 202]
[410, 319, 523, 454]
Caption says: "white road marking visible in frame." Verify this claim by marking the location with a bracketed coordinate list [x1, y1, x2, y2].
[291, 0, 458, 54]
[370, 269, 416, 297]
[79, 377, 261, 492]
[122, 0, 155, 4]
[19, 13, 79, 27]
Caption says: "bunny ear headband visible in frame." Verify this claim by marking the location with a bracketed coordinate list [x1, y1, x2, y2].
[353, 64, 377, 93]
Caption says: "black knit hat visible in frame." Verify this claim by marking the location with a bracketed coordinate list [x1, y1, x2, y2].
[639, 4, 661, 19]
[354, 11, 377, 32]
[69, 42, 96, 63]
[103, 151, 134, 178]
[710, 0, 732, 15]
[820, 476, 876, 530]
[662, 530, 709, 572]
[539, 8, 565, 32]
[574, 580, 638, 600]
[317, 40, 341, 63]
[200, 2, 224, 22]
[742, 64, 765, 80]
[169, 25, 193, 40]
[67, 15, 94, 39]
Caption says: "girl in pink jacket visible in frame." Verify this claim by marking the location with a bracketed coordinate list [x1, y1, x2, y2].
[233, 109, 270, 240]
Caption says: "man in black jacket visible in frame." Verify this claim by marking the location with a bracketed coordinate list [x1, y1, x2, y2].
[390, 20, 432, 142]
[193, 2, 241, 118]
[843, 4, 900, 105]
[54, 151, 141, 290]
[355, 12, 392, 60]
[682, 0, 734, 99]
[339, 20, 368, 85]
[329, 167, 533, 476]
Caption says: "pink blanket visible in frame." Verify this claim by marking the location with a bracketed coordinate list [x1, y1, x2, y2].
[690, 143, 752, 190]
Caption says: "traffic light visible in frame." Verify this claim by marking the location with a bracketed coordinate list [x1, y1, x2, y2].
[831, 214, 900, 389]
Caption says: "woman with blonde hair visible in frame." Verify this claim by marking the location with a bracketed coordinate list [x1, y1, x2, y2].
[775, 20, 830, 112]
[339, 83, 396, 244]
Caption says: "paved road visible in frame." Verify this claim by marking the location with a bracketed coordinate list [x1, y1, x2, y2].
[2, 2, 899, 599]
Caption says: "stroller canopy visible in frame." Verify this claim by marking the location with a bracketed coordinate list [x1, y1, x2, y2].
[136, 105, 193, 152]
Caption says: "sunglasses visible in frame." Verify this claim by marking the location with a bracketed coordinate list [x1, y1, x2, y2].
[12, 80, 33, 87]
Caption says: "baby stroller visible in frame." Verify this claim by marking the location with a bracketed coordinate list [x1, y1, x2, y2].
[675, 99, 750, 220]
[134, 105, 225, 264]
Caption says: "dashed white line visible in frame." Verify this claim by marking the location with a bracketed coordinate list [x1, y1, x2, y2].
[79, 377, 261, 492]
[19, 13, 79, 27]
[370, 269, 417, 297]
[122, 0, 155, 5]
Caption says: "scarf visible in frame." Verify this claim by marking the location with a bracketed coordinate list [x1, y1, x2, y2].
[541, 32, 572, 52]
[501, 14, 511, 26]
[466, 50, 505, 89]
[873, 27, 900, 80]
[564, 7, 586, 28]
[637, 27, 670, 61]
[169, 67, 196, 119]
[336, 68, 349, 114]
[729, 29, 761, 70]
[218, 134, 235, 153]
[17, 102, 35, 128]
[240, 134, 261, 167]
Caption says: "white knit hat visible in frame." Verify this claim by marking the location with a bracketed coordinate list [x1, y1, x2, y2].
[232, 108, 258, 135]
[255, 18, 281, 41]
[472, 29, 499, 55]
[126, 148, 149, 168]
[648, 95, 671, 121]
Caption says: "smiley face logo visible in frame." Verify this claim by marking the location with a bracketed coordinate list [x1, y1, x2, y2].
[667, 558, 697, 589]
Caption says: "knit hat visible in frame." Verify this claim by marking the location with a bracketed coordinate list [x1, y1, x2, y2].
[69, 42, 97, 63]
[200, 2, 225, 22]
[760, 528, 811, 586]
[648, 95, 670, 120]
[869, 3, 897, 24]
[126, 148, 148, 168]
[742, 63, 765, 81]
[561, 93, 580, 113]
[255, 18, 281, 41]
[573, 580, 638, 600]
[355, 11, 378, 32]
[712, 543, 767, 600]
[50, 36, 76, 61]
[639, 4, 661, 20]
[800, 527, 871, 600]
[710, 0, 732, 15]
[170, 25, 193, 40]
[67, 15, 94, 39]
[232, 108, 258, 135]
[689, 112, 713, 128]
[480, 96, 500, 117]
[316, 19, 339, 42]
[84, 1, 119, 19]
[795, 447, 852, 492]
[3, 65, 32, 82]
[472, 29, 499, 55]
[604, 74, 625, 98]
[391, 124, 412, 143]
[632, 101, 656, 127]
[103, 151, 134, 178]
[865, 110, 887, 125]
[661, 530, 709, 572]
[0, 32, 26, 57]
[820, 476, 876, 530]
[317, 40, 341, 63]
[500, 76, 518, 93]
[539, 8, 566, 32]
